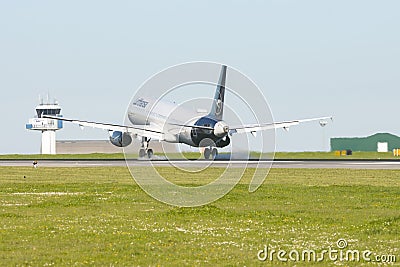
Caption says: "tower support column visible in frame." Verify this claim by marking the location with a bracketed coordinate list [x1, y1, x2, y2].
[41, 130, 56, 154]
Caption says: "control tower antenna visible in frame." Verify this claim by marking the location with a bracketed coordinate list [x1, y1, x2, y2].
[26, 96, 63, 154]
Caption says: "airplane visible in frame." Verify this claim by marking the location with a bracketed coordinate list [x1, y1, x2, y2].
[44, 65, 332, 159]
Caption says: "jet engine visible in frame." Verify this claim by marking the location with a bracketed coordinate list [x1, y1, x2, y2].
[109, 131, 132, 147]
[216, 136, 230, 148]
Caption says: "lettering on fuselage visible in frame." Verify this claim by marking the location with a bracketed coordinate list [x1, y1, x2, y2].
[133, 98, 149, 109]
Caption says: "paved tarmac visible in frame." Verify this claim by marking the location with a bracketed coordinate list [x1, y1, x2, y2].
[1, 159, 400, 169]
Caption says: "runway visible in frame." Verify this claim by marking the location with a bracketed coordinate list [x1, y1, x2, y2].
[1, 159, 400, 169]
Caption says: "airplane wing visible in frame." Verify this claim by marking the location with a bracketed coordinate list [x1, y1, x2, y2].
[229, 116, 332, 135]
[42, 115, 164, 140]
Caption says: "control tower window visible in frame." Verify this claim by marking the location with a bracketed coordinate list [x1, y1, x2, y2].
[36, 108, 61, 117]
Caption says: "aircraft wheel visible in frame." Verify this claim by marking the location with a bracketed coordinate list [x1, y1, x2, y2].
[211, 148, 218, 159]
[139, 148, 146, 158]
[147, 149, 154, 158]
[204, 148, 211, 160]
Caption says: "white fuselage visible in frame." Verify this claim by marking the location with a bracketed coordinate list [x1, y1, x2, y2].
[127, 97, 201, 146]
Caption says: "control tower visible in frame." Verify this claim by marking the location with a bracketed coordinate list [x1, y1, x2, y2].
[26, 97, 63, 154]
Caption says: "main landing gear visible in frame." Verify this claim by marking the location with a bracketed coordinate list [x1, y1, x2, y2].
[204, 147, 218, 160]
[139, 137, 154, 159]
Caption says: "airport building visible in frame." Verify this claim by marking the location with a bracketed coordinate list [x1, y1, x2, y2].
[26, 98, 63, 154]
[330, 133, 400, 152]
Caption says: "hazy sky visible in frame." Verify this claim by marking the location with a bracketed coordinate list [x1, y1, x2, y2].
[1, 1, 399, 154]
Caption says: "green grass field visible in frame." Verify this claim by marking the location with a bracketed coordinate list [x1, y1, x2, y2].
[1, 151, 400, 160]
[0, 167, 399, 266]
[274, 151, 400, 160]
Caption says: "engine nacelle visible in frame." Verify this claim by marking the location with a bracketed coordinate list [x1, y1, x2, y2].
[216, 136, 230, 148]
[213, 120, 229, 137]
[109, 131, 132, 147]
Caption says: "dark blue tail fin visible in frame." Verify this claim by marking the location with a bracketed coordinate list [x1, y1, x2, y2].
[209, 65, 227, 120]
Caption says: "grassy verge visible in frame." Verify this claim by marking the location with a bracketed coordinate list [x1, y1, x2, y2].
[0, 167, 398, 266]
[1, 151, 400, 160]
[0, 153, 126, 160]
[274, 151, 400, 160]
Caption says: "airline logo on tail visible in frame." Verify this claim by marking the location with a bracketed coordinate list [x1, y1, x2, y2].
[215, 99, 223, 116]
